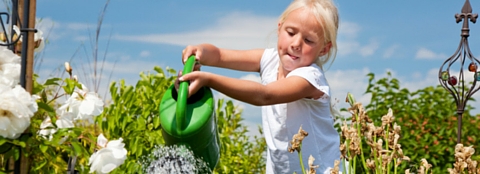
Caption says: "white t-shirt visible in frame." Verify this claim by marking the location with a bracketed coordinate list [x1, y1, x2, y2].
[260, 48, 341, 173]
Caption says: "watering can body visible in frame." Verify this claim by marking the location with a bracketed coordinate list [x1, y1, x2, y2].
[159, 56, 220, 170]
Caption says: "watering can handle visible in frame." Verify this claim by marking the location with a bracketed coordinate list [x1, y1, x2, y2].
[176, 55, 196, 130]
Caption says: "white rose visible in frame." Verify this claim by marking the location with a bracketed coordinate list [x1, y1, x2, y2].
[0, 46, 21, 87]
[89, 134, 127, 174]
[59, 83, 104, 122]
[38, 111, 74, 141]
[0, 85, 35, 139]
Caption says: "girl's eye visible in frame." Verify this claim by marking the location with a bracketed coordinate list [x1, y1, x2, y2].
[287, 31, 294, 36]
[305, 39, 314, 43]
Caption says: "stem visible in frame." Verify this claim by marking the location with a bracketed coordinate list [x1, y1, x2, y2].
[345, 139, 351, 173]
[342, 159, 347, 174]
[354, 114, 369, 172]
[353, 156, 356, 174]
[385, 126, 389, 151]
[385, 126, 390, 174]
[373, 136, 381, 174]
[394, 158, 397, 174]
[298, 142, 306, 174]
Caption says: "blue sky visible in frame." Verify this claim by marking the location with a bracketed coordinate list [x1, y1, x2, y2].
[4, 0, 480, 136]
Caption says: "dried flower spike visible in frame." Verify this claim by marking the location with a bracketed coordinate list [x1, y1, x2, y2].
[449, 143, 479, 173]
[288, 125, 308, 153]
[308, 155, 319, 174]
[331, 160, 340, 174]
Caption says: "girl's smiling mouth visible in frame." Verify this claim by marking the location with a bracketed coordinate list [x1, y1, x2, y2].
[288, 53, 299, 60]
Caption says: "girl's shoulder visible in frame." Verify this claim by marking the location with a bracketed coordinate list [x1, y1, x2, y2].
[287, 65, 330, 102]
[287, 64, 324, 78]
[260, 48, 278, 63]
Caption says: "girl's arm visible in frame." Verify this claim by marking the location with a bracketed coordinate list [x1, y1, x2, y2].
[182, 44, 264, 72]
[180, 71, 324, 106]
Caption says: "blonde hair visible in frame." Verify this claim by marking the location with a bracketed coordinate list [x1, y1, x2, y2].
[278, 0, 339, 69]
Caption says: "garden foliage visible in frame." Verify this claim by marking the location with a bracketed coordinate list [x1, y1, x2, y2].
[0, 66, 267, 173]
[363, 72, 480, 173]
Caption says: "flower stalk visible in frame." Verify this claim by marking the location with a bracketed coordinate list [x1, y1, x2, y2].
[289, 125, 309, 174]
[340, 93, 410, 174]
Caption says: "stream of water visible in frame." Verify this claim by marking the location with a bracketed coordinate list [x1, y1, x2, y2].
[143, 144, 211, 174]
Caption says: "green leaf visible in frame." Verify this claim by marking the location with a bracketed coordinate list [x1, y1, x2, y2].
[44, 77, 62, 86]
[13, 147, 20, 160]
[37, 102, 55, 113]
[0, 138, 6, 145]
[33, 160, 48, 170]
[153, 115, 161, 129]
[39, 144, 49, 153]
[11, 140, 26, 148]
[71, 142, 84, 155]
[63, 78, 80, 95]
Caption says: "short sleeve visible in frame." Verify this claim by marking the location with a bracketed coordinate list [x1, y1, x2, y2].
[260, 48, 276, 76]
[259, 48, 279, 85]
[286, 66, 330, 103]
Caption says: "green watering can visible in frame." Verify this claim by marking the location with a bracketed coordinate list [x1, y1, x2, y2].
[159, 56, 220, 170]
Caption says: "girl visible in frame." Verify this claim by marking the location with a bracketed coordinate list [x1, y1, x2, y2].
[180, 0, 341, 173]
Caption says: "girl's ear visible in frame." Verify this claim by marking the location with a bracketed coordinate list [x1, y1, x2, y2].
[319, 42, 332, 56]
[277, 22, 282, 34]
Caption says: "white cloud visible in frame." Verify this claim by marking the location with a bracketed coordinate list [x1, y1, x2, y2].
[337, 21, 381, 58]
[327, 68, 371, 111]
[415, 47, 448, 60]
[338, 21, 361, 39]
[359, 39, 379, 57]
[383, 44, 400, 58]
[337, 40, 360, 56]
[337, 39, 378, 57]
[139, 50, 150, 57]
[402, 68, 439, 91]
[113, 11, 278, 50]
[240, 74, 261, 83]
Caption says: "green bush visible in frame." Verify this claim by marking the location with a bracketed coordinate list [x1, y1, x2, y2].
[98, 66, 176, 173]
[214, 99, 266, 174]
[0, 66, 266, 173]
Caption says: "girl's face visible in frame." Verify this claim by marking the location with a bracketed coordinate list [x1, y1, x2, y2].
[277, 8, 331, 74]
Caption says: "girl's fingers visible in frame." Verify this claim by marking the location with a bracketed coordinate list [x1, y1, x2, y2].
[187, 79, 201, 97]
[178, 72, 191, 82]
[177, 72, 203, 98]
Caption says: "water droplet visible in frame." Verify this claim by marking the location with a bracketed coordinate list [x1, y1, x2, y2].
[142, 144, 211, 174]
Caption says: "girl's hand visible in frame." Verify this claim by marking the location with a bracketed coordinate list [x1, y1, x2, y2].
[182, 45, 205, 71]
[178, 71, 210, 97]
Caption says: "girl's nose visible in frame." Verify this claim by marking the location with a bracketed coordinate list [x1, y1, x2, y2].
[291, 36, 301, 51]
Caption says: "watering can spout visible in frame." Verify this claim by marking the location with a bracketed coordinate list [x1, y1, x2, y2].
[159, 56, 220, 170]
